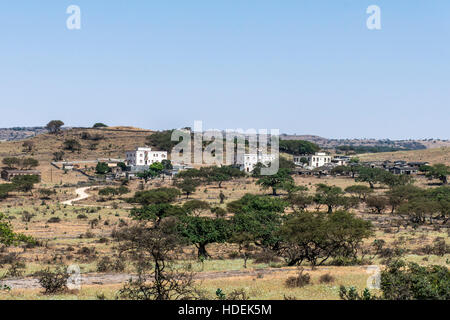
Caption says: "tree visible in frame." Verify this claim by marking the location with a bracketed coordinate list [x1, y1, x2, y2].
[422, 164, 449, 184]
[0, 213, 35, 247]
[46, 120, 64, 134]
[161, 159, 173, 170]
[0, 184, 16, 200]
[137, 162, 164, 182]
[206, 166, 245, 189]
[38, 188, 56, 200]
[115, 219, 200, 300]
[93, 123, 108, 128]
[178, 216, 231, 259]
[279, 140, 320, 155]
[2, 157, 21, 169]
[355, 167, 386, 189]
[21, 158, 39, 170]
[175, 177, 200, 199]
[96, 162, 110, 175]
[22, 140, 34, 153]
[256, 168, 294, 196]
[146, 130, 178, 152]
[313, 184, 346, 213]
[286, 189, 313, 212]
[63, 139, 81, 152]
[52, 151, 65, 161]
[12, 175, 40, 195]
[385, 185, 422, 214]
[229, 194, 287, 250]
[128, 188, 181, 206]
[278, 211, 372, 266]
[182, 200, 210, 216]
[426, 186, 449, 224]
[397, 197, 440, 225]
[345, 185, 373, 200]
[365, 196, 388, 214]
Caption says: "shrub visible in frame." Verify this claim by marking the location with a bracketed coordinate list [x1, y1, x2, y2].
[47, 217, 61, 223]
[36, 267, 70, 294]
[96, 256, 126, 273]
[285, 268, 311, 288]
[319, 273, 335, 284]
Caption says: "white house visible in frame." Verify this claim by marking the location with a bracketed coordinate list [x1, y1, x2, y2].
[294, 152, 331, 169]
[236, 152, 278, 173]
[125, 147, 168, 166]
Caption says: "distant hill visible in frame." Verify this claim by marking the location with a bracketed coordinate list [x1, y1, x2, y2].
[0, 127, 48, 141]
[359, 147, 450, 166]
[280, 134, 450, 151]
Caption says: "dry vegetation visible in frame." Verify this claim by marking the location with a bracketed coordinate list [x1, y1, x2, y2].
[0, 129, 448, 300]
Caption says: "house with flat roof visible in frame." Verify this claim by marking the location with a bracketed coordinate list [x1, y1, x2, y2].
[125, 147, 168, 166]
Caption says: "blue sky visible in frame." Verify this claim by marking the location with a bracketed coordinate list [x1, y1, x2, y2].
[0, 1, 449, 139]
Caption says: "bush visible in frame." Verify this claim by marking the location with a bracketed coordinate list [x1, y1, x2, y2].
[380, 260, 450, 300]
[252, 250, 280, 264]
[285, 268, 311, 288]
[47, 217, 61, 223]
[36, 267, 70, 294]
[319, 273, 335, 284]
[96, 256, 126, 273]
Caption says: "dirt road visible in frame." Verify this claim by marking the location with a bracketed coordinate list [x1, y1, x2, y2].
[62, 187, 93, 206]
[1, 267, 307, 290]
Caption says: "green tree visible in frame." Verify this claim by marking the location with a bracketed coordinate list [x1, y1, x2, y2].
[178, 216, 231, 259]
[63, 139, 81, 152]
[229, 194, 287, 250]
[355, 167, 386, 189]
[385, 185, 423, 214]
[422, 164, 449, 184]
[2, 157, 21, 169]
[365, 195, 388, 214]
[182, 200, 210, 216]
[174, 177, 200, 199]
[345, 185, 373, 200]
[146, 130, 178, 152]
[0, 213, 35, 246]
[93, 123, 108, 128]
[256, 168, 294, 196]
[96, 162, 110, 175]
[128, 188, 181, 206]
[11, 175, 40, 195]
[279, 140, 320, 155]
[380, 260, 450, 300]
[21, 158, 39, 170]
[314, 184, 346, 213]
[278, 211, 372, 266]
[46, 120, 64, 134]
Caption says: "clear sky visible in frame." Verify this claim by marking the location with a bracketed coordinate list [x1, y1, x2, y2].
[0, 1, 449, 139]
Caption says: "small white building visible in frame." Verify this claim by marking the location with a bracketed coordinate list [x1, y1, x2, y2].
[332, 156, 351, 166]
[236, 152, 278, 173]
[307, 152, 332, 168]
[125, 147, 168, 166]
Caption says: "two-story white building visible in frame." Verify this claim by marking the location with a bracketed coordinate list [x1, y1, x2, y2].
[236, 152, 278, 173]
[125, 147, 168, 166]
[307, 152, 332, 168]
[294, 152, 332, 168]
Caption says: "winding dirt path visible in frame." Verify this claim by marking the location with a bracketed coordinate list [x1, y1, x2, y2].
[62, 187, 93, 206]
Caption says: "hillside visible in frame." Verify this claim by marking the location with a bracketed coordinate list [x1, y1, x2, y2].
[0, 127, 154, 184]
[358, 147, 450, 165]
